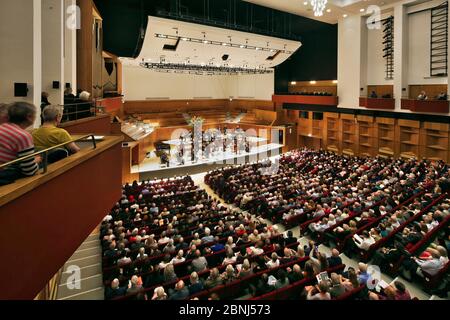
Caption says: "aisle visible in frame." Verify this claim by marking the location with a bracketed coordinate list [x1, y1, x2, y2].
[190, 171, 431, 300]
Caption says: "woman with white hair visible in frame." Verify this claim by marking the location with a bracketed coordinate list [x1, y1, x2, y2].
[171, 250, 186, 264]
[151, 286, 167, 300]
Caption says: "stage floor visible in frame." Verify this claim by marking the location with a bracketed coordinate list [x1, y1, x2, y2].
[131, 143, 283, 177]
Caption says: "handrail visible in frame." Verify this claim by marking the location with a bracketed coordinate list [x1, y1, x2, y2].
[0, 134, 97, 174]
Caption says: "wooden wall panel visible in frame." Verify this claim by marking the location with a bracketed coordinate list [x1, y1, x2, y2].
[409, 84, 448, 99]
[367, 85, 394, 97]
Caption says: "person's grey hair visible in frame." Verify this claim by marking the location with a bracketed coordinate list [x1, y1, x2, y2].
[42, 105, 64, 122]
[7, 102, 36, 125]
[79, 91, 91, 101]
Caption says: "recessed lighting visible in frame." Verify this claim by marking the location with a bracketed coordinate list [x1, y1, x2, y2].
[290, 81, 297, 85]
[343, 14, 348, 18]
[256, 47, 261, 50]
[303, 1, 308, 5]
[181, 37, 189, 41]
[222, 42, 228, 46]
[360, 8, 365, 12]
[326, 9, 331, 13]
[332, 80, 338, 84]
[310, 80, 317, 84]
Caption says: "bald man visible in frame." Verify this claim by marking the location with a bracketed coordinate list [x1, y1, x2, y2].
[105, 278, 126, 300]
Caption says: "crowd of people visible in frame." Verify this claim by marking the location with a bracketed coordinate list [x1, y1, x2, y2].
[204, 149, 450, 297]
[0, 101, 83, 185]
[101, 163, 450, 300]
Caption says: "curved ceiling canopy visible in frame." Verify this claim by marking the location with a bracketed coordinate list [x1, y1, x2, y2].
[121, 16, 302, 74]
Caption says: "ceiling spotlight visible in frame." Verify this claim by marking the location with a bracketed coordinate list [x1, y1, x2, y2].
[310, 80, 317, 84]
[255, 47, 261, 51]
[222, 42, 228, 46]
[303, 1, 308, 5]
[343, 14, 348, 18]
[326, 9, 331, 13]
[203, 40, 209, 44]
[240, 45, 245, 48]
[181, 37, 189, 41]
[360, 8, 365, 12]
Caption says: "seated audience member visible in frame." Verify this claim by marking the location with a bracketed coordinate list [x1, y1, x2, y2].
[393, 281, 411, 300]
[405, 248, 444, 279]
[284, 230, 298, 246]
[266, 253, 280, 269]
[328, 249, 343, 268]
[126, 275, 144, 300]
[369, 91, 378, 98]
[221, 264, 237, 283]
[205, 268, 223, 289]
[0, 102, 40, 184]
[306, 281, 331, 300]
[369, 285, 397, 300]
[32, 105, 80, 163]
[237, 259, 253, 279]
[191, 250, 208, 272]
[0, 103, 8, 124]
[169, 280, 190, 300]
[357, 263, 370, 285]
[201, 228, 214, 243]
[286, 264, 303, 284]
[151, 286, 168, 300]
[329, 273, 345, 298]
[274, 269, 290, 289]
[188, 272, 204, 295]
[417, 91, 427, 100]
[436, 92, 447, 100]
[163, 264, 178, 283]
[105, 278, 127, 300]
[253, 273, 274, 296]
[353, 230, 375, 251]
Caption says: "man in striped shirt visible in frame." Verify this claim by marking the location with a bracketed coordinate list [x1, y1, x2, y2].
[0, 102, 40, 182]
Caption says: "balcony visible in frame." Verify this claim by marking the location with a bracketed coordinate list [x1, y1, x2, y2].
[359, 97, 395, 110]
[273, 94, 339, 106]
[401, 99, 449, 113]
[0, 135, 123, 299]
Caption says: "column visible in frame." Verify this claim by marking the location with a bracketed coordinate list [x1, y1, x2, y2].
[65, 0, 78, 95]
[33, 0, 42, 127]
[42, 0, 65, 107]
[337, 15, 362, 109]
[393, 3, 409, 111]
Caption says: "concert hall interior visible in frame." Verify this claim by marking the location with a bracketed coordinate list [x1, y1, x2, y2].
[1, 0, 450, 302]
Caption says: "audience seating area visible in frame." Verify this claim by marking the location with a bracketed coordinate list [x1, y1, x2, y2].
[100, 149, 450, 300]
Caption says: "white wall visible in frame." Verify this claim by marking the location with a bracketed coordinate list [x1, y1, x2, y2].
[122, 65, 274, 101]
[0, 0, 34, 104]
[338, 15, 362, 109]
[408, 10, 448, 85]
[367, 27, 394, 85]
[42, 0, 64, 105]
[228, 73, 274, 100]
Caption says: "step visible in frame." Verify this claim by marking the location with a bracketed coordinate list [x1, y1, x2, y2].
[68, 247, 101, 261]
[86, 234, 99, 242]
[78, 239, 100, 250]
[65, 254, 102, 268]
[58, 287, 104, 300]
[57, 274, 103, 299]
[60, 263, 102, 285]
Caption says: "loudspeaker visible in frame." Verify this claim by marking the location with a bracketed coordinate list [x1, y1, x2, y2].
[222, 54, 229, 61]
[14, 83, 28, 97]
[53, 81, 60, 89]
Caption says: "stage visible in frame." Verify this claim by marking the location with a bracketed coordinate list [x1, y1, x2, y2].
[131, 143, 283, 180]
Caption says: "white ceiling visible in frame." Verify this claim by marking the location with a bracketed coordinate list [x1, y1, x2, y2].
[121, 16, 302, 72]
[243, 0, 404, 24]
